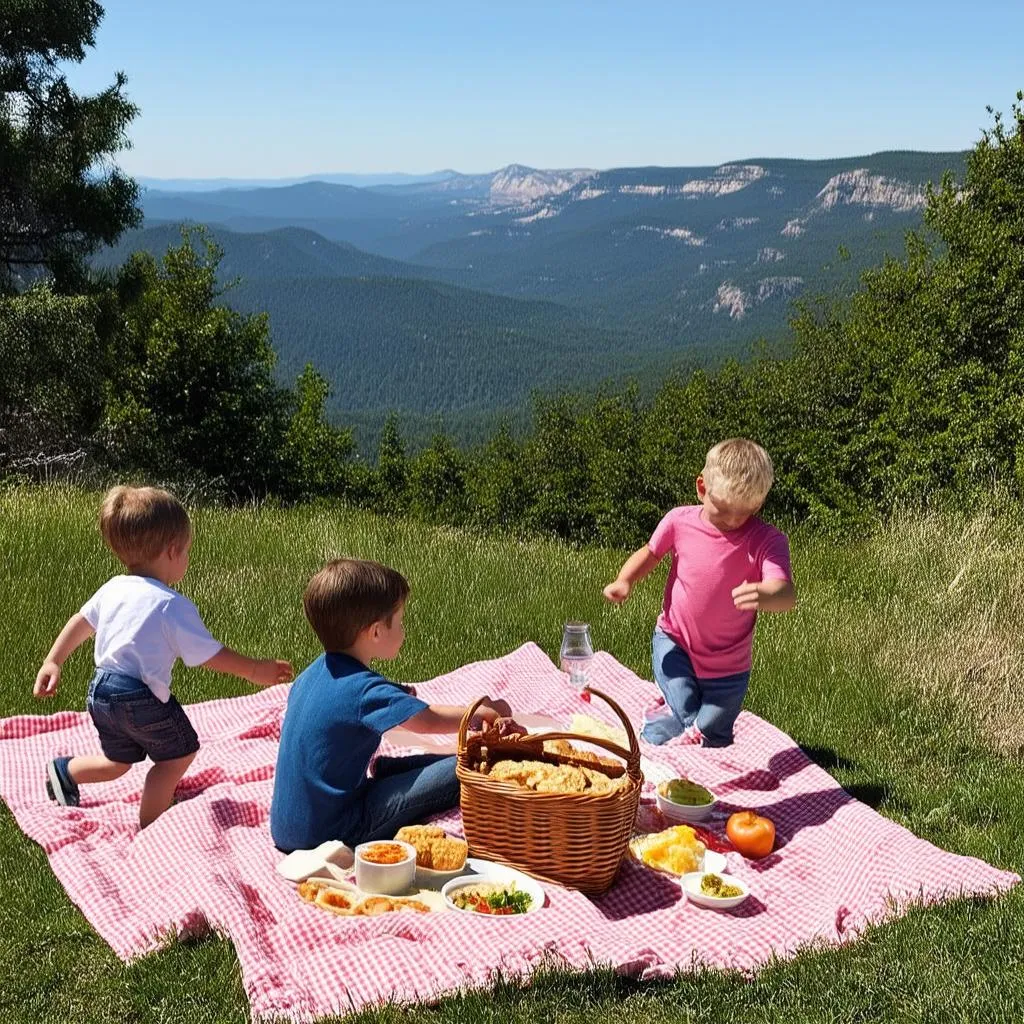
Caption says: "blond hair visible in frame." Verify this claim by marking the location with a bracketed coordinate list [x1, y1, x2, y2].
[702, 438, 774, 508]
[99, 486, 192, 567]
[303, 559, 410, 652]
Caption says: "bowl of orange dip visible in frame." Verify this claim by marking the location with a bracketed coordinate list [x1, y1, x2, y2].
[354, 840, 417, 894]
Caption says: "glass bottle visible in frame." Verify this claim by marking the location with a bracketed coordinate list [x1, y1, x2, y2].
[560, 621, 595, 693]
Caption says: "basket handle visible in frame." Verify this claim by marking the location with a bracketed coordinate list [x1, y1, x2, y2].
[580, 686, 641, 778]
[456, 687, 642, 780]
[457, 695, 493, 754]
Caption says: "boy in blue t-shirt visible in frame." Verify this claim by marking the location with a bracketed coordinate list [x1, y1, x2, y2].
[270, 558, 509, 852]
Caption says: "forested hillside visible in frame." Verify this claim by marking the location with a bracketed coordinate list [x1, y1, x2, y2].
[125, 151, 966, 441]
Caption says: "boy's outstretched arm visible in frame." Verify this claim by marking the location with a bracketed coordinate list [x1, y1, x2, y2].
[732, 578, 797, 613]
[603, 546, 662, 604]
[34, 613, 96, 698]
[405, 697, 513, 735]
[203, 647, 294, 687]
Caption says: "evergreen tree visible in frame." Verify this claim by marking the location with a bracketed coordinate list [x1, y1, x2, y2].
[0, 1, 140, 292]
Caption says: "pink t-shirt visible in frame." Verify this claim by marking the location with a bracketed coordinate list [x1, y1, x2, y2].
[648, 504, 792, 678]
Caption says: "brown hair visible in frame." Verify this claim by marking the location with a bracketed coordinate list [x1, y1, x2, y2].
[303, 558, 409, 652]
[99, 486, 192, 567]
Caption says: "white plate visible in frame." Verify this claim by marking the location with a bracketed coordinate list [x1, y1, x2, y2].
[441, 857, 546, 915]
[415, 863, 469, 889]
[680, 871, 749, 910]
[628, 833, 727, 877]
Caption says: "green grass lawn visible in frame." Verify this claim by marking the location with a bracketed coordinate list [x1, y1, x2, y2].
[1, 487, 1022, 1023]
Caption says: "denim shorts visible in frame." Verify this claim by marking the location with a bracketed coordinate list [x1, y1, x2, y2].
[87, 670, 200, 764]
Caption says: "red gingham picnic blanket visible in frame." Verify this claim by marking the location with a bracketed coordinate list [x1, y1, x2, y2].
[0, 643, 1017, 1021]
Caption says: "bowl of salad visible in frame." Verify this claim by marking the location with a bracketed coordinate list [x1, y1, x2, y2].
[441, 873, 545, 916]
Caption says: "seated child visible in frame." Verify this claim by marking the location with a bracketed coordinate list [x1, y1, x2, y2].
[603, 438, 796, 747]
[33, 486, 294, 828]
[270, 558, 510, 853]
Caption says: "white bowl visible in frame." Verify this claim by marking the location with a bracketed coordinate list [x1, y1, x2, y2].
[441, 870, 545, 916]
[655, 786, 716, 823]
[680, 871, 749, 910]
[354, 840, 417, 895]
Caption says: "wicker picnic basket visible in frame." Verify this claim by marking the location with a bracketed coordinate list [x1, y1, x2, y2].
[456, 688, 643, 896]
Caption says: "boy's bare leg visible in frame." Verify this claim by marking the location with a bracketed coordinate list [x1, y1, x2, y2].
[67, 755, 132, 784]
[139, 753, 196, 829]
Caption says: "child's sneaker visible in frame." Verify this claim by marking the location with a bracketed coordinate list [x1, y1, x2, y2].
[46, 757, 80, 807]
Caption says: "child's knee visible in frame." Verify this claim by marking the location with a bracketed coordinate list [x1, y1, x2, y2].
[150, 751, 196, 778]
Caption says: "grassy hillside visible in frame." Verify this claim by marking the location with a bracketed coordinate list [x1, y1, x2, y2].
[0, 488, 1021, 1022]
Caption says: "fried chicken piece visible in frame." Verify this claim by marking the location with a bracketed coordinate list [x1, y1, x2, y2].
[395, 824, 446, 868]
[428, 836, 468, 871]
[581, 766, 629, 794]
[355, 896, 432, 916]
[487, 760, 540, 786]
[534, 764, 588, 794]
[356, 896, 399, 916]
[542, 738, 621, 771]
[581, 767, 614, 795]
[543, 739, 576, 757]
[396, 825, 446, 843]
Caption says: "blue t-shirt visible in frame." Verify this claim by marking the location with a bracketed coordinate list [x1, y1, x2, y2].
[269, 652, 427, 852]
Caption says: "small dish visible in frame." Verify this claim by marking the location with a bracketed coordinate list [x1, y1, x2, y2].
[655, 780, 717, 823]
[680, 871, 749, 910]
[354, 840, 417, 895]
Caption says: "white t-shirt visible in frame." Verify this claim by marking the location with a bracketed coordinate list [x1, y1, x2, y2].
[79, 575, 223, 703]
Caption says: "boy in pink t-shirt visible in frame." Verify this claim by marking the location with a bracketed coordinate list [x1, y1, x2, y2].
[603, 439, 796, 747]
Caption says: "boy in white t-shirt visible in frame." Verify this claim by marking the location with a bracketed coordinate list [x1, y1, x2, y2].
[33, 486, 293, 828]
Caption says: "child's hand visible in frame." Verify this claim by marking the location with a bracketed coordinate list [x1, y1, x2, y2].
[732, 581, 762, 611]
[33, 661, 62, 698]
[603, 580, 631, 604]
[252, 659, 294, 687]
[469, 696, 513, 732]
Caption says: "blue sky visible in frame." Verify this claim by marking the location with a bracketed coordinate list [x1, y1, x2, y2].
[72, 0, 1024, 178]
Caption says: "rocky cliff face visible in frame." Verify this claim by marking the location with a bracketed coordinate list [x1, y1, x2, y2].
[681, 164, 767, 197]
[713, 276, 804, 319]
[489, 164, 594, 205]
[781, 168, 927, 237]
[816, 169, 926, 212]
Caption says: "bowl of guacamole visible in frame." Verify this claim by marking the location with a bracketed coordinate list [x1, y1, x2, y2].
[656, 777, 717, 821]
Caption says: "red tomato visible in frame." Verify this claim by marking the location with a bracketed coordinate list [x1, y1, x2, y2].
[726, 810, 776, 859]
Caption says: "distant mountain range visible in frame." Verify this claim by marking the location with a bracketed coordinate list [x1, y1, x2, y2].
[137, 171, 457, 191]
[110, 153, 966, 447]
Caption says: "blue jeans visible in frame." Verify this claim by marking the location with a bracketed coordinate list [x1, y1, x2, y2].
[87, 670, 200, 763]
[642, 629, 750, 748]
[340, 754, 460, 846]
